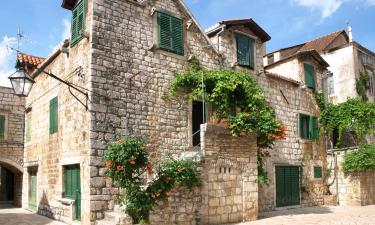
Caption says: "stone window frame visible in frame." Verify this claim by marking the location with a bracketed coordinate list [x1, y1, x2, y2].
[152, 8, 188, 59]
[312, 164, 324, 180]
[0, 112, 9, 141]
[231, 30, 260, 72]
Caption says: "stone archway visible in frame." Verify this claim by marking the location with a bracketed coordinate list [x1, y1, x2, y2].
[0, 158, 23, 207]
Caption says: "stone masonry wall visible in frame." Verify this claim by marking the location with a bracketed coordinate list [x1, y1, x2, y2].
[0, 86, 25, 206]
[89, 0, 221, 223]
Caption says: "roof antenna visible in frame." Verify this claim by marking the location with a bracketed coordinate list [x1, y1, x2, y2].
[17, 27, 24, 51]
[346, 22, 353, 43]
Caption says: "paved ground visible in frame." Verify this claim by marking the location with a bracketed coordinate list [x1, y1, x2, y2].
[1, 204, 374, 225]
[0, 204, 66, 225]
[235, 205, 375, 225]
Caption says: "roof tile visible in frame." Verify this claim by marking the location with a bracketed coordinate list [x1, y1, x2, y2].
[17, 52, 45, 67]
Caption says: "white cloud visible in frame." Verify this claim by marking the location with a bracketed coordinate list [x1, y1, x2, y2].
[291, 0, 343, 18]
[0, 36, 17, 87]
[368, 0, 375, 5]
[62, 18, 71, 40]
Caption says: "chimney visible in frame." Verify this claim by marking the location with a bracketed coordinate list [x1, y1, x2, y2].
[347, 23, 353, 43]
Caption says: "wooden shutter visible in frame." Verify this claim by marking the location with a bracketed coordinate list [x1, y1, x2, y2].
[0, 115, 5, 140]
[309, 116, 318, 140]
[314, 166, 322, 178]
[304, 63, 315, 89]
[158, 12, 184, 55]
[71, 0, 86, 46]
[49, 97, 58, 134]
[64, 168, 72, 198]
[237, 34, 251, 67]
[276, 166, 300, 207]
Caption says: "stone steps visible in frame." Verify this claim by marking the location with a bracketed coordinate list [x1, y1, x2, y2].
[96, 206, 131, 225]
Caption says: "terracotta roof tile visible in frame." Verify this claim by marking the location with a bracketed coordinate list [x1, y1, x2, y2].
[298, 30, 345, 52]
[17, 52, 45, 67]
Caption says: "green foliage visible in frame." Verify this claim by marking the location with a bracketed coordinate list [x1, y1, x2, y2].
[314, 92, 327, 111]
[343, 144, 375, 174]
[356, 71, 370, 101]
[166, 66, 286, 148]
[256, 150, 270, 184]
[104, 137, 201, 224]
[320, 98, 375, 146]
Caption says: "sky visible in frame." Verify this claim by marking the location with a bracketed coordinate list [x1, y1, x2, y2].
[0, 0, 375, 87]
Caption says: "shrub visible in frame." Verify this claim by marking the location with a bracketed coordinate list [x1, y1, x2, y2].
[342, 144, 375, 174]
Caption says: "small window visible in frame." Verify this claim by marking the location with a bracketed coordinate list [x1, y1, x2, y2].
[157, 11, 184, 55]
[0, 115, 5, 140]
[299, 114, 318, 140]
[304, 63, 316, 90]
[26, 113, 31, 142]
[236, 34, 254, 68]
[71, 0, 86, 46]
[314, 166, 323, 178]
[368, 71, 374, 95]
[49, 97, 58, 134]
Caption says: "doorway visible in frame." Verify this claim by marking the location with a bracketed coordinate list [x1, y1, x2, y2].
[275, 166, 300, 207]
[28, 171, 37, 211]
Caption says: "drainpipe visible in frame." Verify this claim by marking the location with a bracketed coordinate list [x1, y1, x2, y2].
[216, 25, 226, 53]
[335, 152, 339, 205]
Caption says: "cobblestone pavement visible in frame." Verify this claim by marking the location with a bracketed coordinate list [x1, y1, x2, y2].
[0, 204, 66, 225]
[236, 205, 375, 225]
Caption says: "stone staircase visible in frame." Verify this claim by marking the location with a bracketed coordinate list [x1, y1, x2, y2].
[96, 205, 131, 225]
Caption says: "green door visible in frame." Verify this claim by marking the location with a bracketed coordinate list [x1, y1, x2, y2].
[29, 172, 37, 211]
[276, 166, 300, 207]
[65, 165, 81, 220]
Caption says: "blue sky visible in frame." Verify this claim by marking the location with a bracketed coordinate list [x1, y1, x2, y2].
[1, 0, 375, 86]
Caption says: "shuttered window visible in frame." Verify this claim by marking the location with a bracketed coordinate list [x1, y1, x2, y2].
[304, 63, 316, 89]
[299, 114, 318, 140]
[49, 97, 58, 134]
[157, 11, 184, 55]
[0, 115, 5, 140]
[236, 34, 254, 68]
[26, 113, 31, 142]
[71, 0, 86, 46]
[314, 166, 323, 178]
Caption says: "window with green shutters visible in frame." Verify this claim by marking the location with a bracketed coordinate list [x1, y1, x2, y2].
[314, 166, 323, 178]
[26, 113, 31, 142]
[304, 63, 316, 89]
[71, 0, 86, 46]
[299, 114, 319, 140]
[157, 11, 184, 55]
[49, 97, 58, 134]
[0, 115, 5, 140]
[236, 34, 254, 68]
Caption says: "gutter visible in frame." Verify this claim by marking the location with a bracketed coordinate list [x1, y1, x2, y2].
[216, 25, 226, 53]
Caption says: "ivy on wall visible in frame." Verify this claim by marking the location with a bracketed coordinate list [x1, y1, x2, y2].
[355, 71, 370, 101]
[343, 144, 375, 174]
[104, 137, 201, 224]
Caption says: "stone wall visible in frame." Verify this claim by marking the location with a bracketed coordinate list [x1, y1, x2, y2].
[328, 150, 375, 206]
[0, 86, 25, 206]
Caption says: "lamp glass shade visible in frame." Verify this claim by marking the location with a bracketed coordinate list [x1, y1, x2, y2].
[8, 68, 35, 97]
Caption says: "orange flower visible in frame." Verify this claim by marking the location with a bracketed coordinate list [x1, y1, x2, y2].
[105, 161, 113, 168]
[129, 156, 137, 165]
[116, 165, 124, 171]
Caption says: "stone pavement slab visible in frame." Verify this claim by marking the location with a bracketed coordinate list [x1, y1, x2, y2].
[235, 205, 375, 225]
[0, 204, 66, 225]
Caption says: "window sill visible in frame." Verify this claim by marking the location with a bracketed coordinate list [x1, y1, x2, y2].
[154, 48, 186, 60]
[58, 198, 75, 205]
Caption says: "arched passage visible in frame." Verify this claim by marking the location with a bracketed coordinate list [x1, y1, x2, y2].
[0, 158, 23, 207]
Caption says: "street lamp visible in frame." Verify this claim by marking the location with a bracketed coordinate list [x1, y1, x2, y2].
[8, 67, 35, 97]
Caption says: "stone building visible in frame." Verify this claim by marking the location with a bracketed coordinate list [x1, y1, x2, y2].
[0, 86, 25, 206]
[264, 28, 375, 104]
[18, 0, 331, 225]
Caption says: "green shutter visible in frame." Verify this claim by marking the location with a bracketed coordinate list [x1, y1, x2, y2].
[71, 0, 86, 46]
[0, 115, 5, 140]
[309, 116, 318, 140]
[298, 114, 303, 138]
[26, 113, 31, 142]
[158, 12, 184, 55]
[314, 166, 322, 178]
[304, 63, 315, 89]
[237, 34, 251, 67]
[49, 97, 58, 134]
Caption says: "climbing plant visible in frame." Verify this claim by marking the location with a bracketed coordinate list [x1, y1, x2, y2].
[165, 65, 286, 148]
[320, 98, 375, 147]
[104, 137, 201, 224]
[355, 71, 370, 101]
[343, 144, 375, 174]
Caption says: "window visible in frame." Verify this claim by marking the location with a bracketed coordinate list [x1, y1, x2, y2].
[157, 11, 184, 55]
[304, 63, 316, 89]
[71, 0, 86, 46]
[299, 114, 318, 140]
[0, 115, 5, 140]
[49, 97, 58, 134]
[25, 113, 31, 142]
[192, 101, 206, 146]
[314, 166, 323, 178]
[368, 70, 374, 95]
[236, 34, 254, 68]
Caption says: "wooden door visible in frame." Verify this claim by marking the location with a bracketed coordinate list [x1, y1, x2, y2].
[29, 172, 37, 211]
[276, 166, 300, 207]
